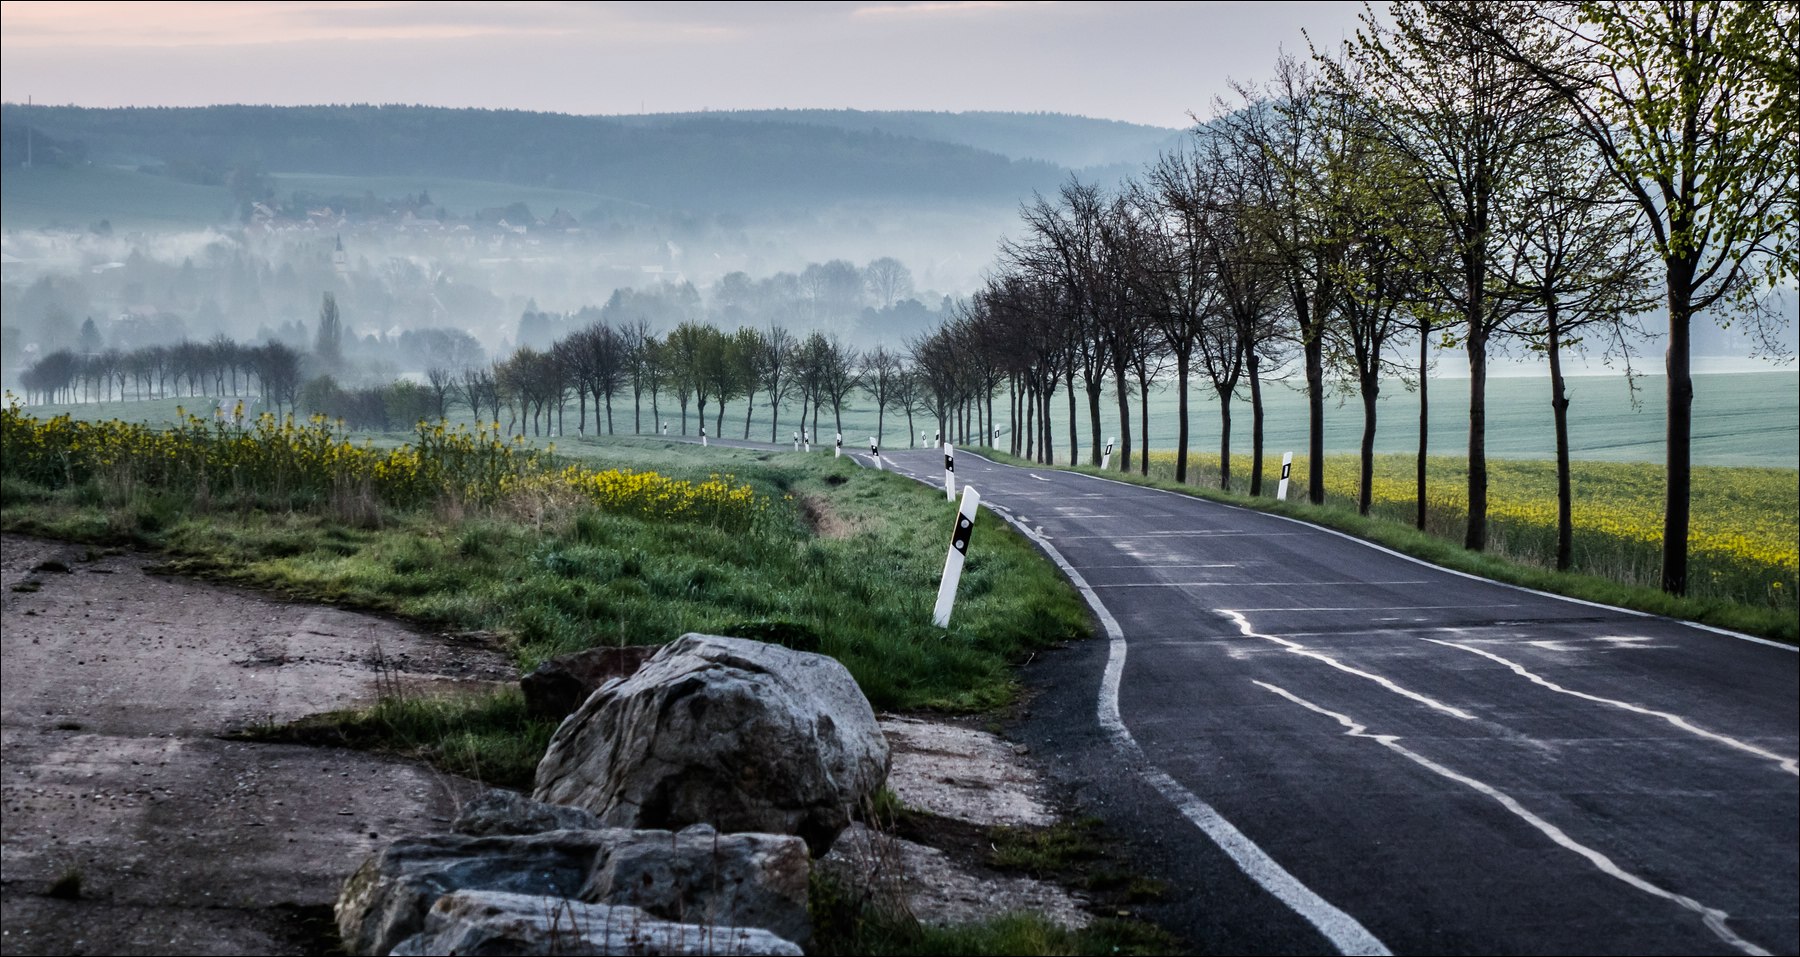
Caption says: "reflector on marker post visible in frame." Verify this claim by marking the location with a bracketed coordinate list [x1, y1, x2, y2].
[1277, 451, 1293, 501]
[835, 432, 842, 458]
[932, 485, 981, 628]
[943, 442, 956, 501]
[1102, 436, 1115, 471]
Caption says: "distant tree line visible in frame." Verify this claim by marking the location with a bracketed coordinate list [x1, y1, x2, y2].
[20, 337, 302, 414]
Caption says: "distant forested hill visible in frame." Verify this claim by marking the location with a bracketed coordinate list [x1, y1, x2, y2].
[624, 109, 1187, 170]
[0, 104, 1084, 212]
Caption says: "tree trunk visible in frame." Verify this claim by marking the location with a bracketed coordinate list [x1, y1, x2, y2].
[1067, 378, 1078, 467]
[1086, 380, 1104, 467]
[1175, 351, 1191, 484]
[578, 390, 588, 435]
[1218, 389, 1233, 493]
[1359, 376, 1379, 516]
[1546, 308, 1572, 571]
[1138, 372, 1150, 477]
[1113, 361, 1132, 472]
[604, 391, 615, 436]
[1305, 326, 1325, 505]
[1249, 352, 1266, 497]
[1416, 326, 1429, 531]
[1465, 326, 1489, 551]
[744, 387, 756, 440]
[1662, 272, 1695, 595]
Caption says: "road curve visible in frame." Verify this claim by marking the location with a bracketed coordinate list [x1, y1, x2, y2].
[870, 447, 1798, 956]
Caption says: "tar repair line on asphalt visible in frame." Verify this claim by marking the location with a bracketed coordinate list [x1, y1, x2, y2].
[864, 451, 1392, 957]
[1254, 679, 1774, 957]
[1419, 637, 1799, 776]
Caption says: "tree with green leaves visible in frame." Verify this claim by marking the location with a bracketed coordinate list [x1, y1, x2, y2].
[1455, 0, 1797, 593]
[1331, 3, 1549, 549]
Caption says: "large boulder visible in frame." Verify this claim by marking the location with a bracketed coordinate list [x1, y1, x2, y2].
[337, 821, 812, 955]
[390, 890, 804, 956]
[533, 634, 889, 857]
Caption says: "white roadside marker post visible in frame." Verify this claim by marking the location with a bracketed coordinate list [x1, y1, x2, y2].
[943, 442, 956, 501]
[661, 423, 668, 436]
[1102, 436, 1115, 471]
[835, 432, 842, 458]
[803, 430, 811, 453]
[870, 436, 883, 470]
[700, 426, 707, 447]
[1278, 451, 1293, 501]
[793, 431, 800, 451]
[992, 427, 1000, 447]
[932, 486, 981, 628]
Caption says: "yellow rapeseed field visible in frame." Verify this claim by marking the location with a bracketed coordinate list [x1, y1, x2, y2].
[0, 404, 765, 533]
[1144, 450, 1798, 608]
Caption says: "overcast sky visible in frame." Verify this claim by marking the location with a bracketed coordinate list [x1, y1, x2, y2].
[1, 1, 1368, 128]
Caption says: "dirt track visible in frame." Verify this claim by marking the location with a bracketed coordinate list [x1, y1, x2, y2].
[0, 535, 513, 956]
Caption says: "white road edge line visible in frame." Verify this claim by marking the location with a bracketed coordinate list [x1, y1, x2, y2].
[999, 512, 1391, 956]
[1255, 679, 1773, 957]
[1423, 638, 1799, 776]
[953, 450, 1793, 653]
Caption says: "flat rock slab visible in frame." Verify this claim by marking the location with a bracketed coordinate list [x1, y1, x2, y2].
[823, 823, 1089, 930]
[880, 716, 1056, 828]
[0, 535, 511, 955]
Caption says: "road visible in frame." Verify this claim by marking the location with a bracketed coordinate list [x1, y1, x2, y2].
[860, 446, 1799, 956]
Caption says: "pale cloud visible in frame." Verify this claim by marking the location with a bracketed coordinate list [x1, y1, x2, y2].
[0, 1, 1368, 127]
[852, 1, 1053, 17]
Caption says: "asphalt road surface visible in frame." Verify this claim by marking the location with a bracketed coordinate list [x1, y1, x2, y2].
[862, 446, 1799, 956]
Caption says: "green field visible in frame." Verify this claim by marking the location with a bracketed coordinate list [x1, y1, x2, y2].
[0, 165, 234, 230]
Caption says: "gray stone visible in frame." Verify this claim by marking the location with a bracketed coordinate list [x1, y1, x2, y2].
[336, 830, 613, 956]
[338, 825, 812, 954]
[521, 645, 658, 720]
[389, 889, 803, 956]
[533, 634, 889, 857]
[582, 824, 812, 947]
[454, 789, 606, 836]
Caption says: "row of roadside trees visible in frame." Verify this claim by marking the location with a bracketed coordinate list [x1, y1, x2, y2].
[909, 1, 1794, 598]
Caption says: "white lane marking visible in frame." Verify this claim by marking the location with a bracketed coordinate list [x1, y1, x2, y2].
[1030, 474, 1051, 481]
[1092, 580, 1432, 588]
[1424, 638, 1799, 776]
[1085, 563, 1241, 569]
[953, 449, 1791, 653]
[1055, 531, 1307, 539]
[1231, 605, 1524, 612]
[998, 516, 1391, 955]
[1221, 610, 1478, 722]
[1255, 680, 1773, 957]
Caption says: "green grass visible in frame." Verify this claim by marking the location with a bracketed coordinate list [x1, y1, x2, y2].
[3, 436, 1090, 716]
[240, 689, 552, 790]
[986, 448, 1797, 645]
